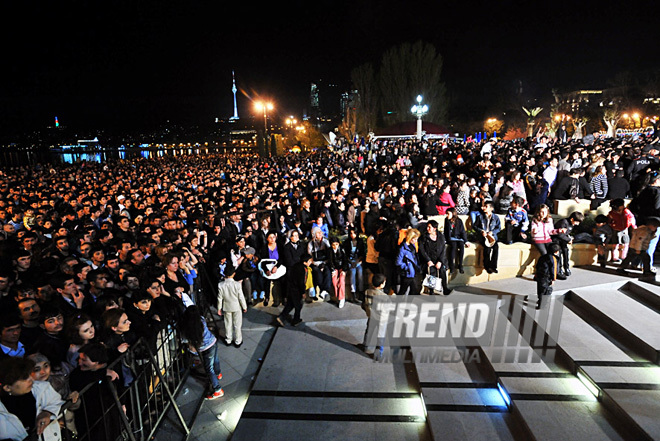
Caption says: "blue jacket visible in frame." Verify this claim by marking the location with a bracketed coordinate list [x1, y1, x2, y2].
[505, 208, 529, 232]
[395, 242, 419, 278]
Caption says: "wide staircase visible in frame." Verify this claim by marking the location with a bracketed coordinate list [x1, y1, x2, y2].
[418, 275, 660, 440]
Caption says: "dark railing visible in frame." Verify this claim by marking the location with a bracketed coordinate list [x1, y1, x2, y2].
[59, 324, 190, 441]
[54, 260, 221, 441]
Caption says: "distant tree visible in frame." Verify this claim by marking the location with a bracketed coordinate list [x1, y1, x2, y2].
[503, 127, 526, 140]
[522, 107, 543, 137]
[378, 41, 447, 126]
[603, 105, 623, 138]
[294, 121, 327, 150]
[350, 63, 378, 136]
[338, 105, 357, 142]
[572, 117, 588, 140]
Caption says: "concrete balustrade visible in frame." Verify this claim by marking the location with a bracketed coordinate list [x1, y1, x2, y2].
[426, 214, 599, 287]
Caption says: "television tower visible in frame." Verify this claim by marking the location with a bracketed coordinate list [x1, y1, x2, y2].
[230, 70, 239, 121]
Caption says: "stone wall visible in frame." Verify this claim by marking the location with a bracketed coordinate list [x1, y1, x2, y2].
[446, 242, 598, 287]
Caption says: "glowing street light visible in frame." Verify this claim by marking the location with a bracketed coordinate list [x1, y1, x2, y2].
[411, 95, 429, 141]
[254, 101, 274, 156]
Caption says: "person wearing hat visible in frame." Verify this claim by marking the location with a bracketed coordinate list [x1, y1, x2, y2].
[627, 145, 659, 195]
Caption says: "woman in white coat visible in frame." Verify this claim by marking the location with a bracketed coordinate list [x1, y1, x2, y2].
[0, 357, 64, 441]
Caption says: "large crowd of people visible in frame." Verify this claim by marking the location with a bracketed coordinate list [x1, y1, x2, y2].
[1, 130, 659, 439]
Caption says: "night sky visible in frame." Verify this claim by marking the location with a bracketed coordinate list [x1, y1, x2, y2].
[2, 0, 658, 135]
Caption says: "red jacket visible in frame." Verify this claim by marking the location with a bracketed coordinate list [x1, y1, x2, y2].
[608, 209, 636, 232]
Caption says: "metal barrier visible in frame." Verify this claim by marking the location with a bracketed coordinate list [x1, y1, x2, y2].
[51, 261, 221, 441]
[57, 324, 191, 441]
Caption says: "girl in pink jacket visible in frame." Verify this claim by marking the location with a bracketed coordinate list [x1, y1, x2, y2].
[531, 204, 566, 255]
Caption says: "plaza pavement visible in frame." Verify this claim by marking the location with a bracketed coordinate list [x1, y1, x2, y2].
[156, 264, 660, 441]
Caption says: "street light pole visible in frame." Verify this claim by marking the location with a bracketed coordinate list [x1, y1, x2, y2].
[411, 95, 429, 141]
[255, 101, 274, 156]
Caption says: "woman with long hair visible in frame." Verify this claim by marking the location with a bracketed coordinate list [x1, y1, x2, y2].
[65, 313, 97, 368]
[395, 228, 421, 295]
[419, 220, 450, 294]
[509, 169, 527, 207]
[436, 184, 456, 215]
[162, 252, 189, 298]
[530, 204, 566, 256]
[180, 306, 224, 400]
[258, 231, 285, 307]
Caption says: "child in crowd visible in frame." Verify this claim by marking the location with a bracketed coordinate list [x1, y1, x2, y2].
[362, 273, 387, 359]
[552, 211, 585, 277]
[593, 214, 614, 268]
[532, 243, 561, 309]
[504, 195, 529, 244]
[617, 218, 660, 277]
[28, 352, 80, 437]
[180, 306, 224, 400]
[217, 268, 247, 347]
[607, 198, 636, 264]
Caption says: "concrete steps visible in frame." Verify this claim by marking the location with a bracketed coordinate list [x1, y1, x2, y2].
[569, 285, 660, 363]
[233, 322, 433, 441]
[623, 280, 660, 312]
[477, 296, 637, 441]
[517, 281, 660, 439]
[415, 346, 519, 440]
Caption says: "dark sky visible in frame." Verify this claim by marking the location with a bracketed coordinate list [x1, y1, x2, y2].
[2, 0, 658, 135]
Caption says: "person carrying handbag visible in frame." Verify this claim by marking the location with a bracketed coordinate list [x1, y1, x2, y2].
[418, 220, 450, 294]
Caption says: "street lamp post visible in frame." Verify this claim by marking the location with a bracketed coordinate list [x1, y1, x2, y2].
[285, 116, 297, 152]
[411, 95, 428, 141]
[255, 101, 274, 156]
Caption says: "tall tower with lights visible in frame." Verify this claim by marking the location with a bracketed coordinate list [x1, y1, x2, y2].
[230, 70, 239, 121]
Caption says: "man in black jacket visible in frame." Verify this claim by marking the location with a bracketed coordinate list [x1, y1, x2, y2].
[630, 172, 660, 266]
[551, 167, 590, 201]
[607, 169, 630, 200]
[277, 253, 313, 327]
[375, 220, 399, 294]
[627, 145, 659, 195]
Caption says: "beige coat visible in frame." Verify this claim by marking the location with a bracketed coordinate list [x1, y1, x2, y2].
[217, 278, 247, 312]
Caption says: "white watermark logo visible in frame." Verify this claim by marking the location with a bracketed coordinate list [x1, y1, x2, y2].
[366, 293, 563, 363]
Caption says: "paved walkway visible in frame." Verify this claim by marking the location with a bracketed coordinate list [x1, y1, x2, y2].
[157, 264, 660, 441]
